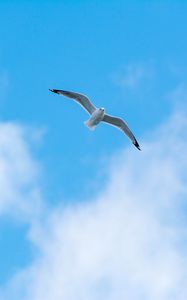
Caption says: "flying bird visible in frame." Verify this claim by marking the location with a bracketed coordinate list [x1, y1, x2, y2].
[49, 89, 141, 150]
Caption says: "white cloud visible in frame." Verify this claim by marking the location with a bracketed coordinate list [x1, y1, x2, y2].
[0, 111, 187, 300]
[0, 122, 43, 222]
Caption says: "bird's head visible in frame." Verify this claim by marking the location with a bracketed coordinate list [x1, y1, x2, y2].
[99, 108, 105, 112]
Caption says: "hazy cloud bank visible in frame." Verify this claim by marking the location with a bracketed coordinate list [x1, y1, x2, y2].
[0, 112, 187, 300]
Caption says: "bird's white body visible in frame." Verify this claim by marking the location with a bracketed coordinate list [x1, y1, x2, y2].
[84, 108, 105, 130]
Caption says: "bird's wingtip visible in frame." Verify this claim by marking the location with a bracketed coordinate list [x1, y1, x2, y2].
[49, 89, 59, 94]
[133, 140, 141, 151]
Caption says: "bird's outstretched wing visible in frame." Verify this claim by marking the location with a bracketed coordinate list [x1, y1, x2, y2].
[49, 89, 96, 115]
[102, 114, 141, 150]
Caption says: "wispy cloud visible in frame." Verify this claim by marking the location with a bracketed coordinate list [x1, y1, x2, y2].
[168, 83, 187, 113]
[112, 62, 153, 90]
[0, 111, 187, 300]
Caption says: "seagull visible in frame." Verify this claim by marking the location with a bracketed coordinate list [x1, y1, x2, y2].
[49, 89, 141, 150]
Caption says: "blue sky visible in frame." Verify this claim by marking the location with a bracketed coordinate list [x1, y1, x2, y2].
[1, 1, 187, 198]
[0, 1, 187, 299]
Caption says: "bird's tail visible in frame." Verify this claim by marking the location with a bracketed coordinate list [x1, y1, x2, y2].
[84, 119, 96, 131]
